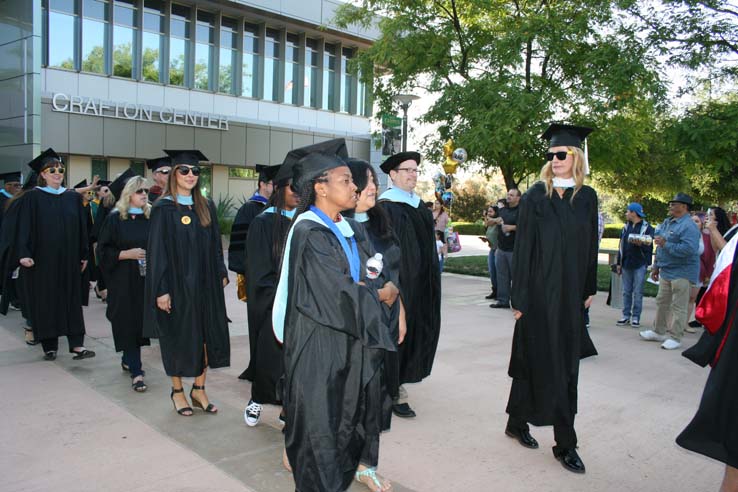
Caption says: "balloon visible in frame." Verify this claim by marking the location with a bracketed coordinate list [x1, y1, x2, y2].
[452, 148, 467, 163]
[445, 174, 454, 189]
[442, 191, 454, 206]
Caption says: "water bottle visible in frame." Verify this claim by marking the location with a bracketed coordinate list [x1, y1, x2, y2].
[137, 258, 146, 277]
[366, 253, 383, 280]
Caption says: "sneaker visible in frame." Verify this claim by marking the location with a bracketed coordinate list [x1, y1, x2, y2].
[631, 319, 641, 328]
[661, 338, 682, 350]
[244, 400, 262, 427]
[616, 318, 630, 326]
[639, 330, 666, 342]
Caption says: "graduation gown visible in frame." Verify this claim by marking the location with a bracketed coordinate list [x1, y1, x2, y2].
[142, 198, 230, 376]
[96, 210, 151, 352]
[377, 198, 441, 384]
[0, 194, 25, 316]
[228, 197, 267, 275]
[245, 211, 288, 404]
[282, 217, 396, 492]
[506, 183, 598, 428]
[676, 245, 738, 468]
[91, 203, 113, 290]
[15, 188, 88, 341]
[0, 192, 10, 231]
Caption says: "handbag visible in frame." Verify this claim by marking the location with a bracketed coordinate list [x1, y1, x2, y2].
[447, 231, 462, 253]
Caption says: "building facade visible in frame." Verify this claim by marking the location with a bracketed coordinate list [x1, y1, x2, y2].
[1, 0, 378, 201]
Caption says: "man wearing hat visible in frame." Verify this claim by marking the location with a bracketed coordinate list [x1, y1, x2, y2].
[377, 151, 441, 418]
[640, 193, 700, 350]
[616, 203, 655, 328]
[146, 156, 172, 203]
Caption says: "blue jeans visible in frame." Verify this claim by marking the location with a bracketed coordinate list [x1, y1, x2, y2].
[622, 265, 647, 321]
[487, 249, 497, 289]
[439, 257, 445, 273]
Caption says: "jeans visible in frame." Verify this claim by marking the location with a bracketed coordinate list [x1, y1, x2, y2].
[122, 348, 143, 377]
[487, 249, 497, 289]
[439, 257, 444, 273]
[495, 250, 514, 304]
[622, 265, 647, 321]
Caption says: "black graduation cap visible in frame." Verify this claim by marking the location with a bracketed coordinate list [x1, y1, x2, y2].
[0, 172, 22, 184]
[22, 172, 38, 191]
[275, 138, 349, 185]
[98, 180, 112, 188]
[74, 179, 88, 189]
[163, 149, 208, 166]
[109, 168, 136, 201]
[146, 156, 172, 171]
[293, 152, 350, 190]
[541, 124, 594, 149]
[255, 164, 281, 183]
[380, 151, 421, 174]
[28, 148, 63, 173]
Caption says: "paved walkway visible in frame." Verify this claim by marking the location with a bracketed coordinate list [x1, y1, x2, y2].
[0, 273, 722, 492]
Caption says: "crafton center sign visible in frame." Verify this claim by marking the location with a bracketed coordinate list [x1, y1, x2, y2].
[51, 92, 230, 131]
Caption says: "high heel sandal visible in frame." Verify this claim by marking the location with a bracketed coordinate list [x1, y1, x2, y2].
[190, 384, 217, 414]
[170, 387, 192, 416]
[355, 467, 389, 492]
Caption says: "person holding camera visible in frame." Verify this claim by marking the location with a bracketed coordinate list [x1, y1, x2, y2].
[615, 203, 654, 328]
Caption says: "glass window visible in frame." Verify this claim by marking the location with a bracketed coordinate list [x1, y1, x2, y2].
[228, 168, 257, 179]
[198, 165, 212, 197]
[218, 16, 237, 94]
[130, 160, 145, 176]
[357, 68, 368, 116]
[169, 4, 191, 87]
[263, 28, 281, 102]
[141, 0, 164, 82]
[91, 158, 108, 181]
[194, 10, 214, 90]
[47, 1, 78, 69]
[242, 23, 260, 98]
[284, 33, 299, 105]
[113, 0, 137, 78]
[341, 48, 354, 113]
[322, 44, 336, 111]
[304, 38, 319, 108]
[81, 1, 108, 74]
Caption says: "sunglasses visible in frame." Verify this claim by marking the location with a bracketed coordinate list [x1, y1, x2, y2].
[545, 151, 574, 161]
[135, 188, 150, 195]
[176, 166, 201, 176]
[155, 169, 170, 175]
[45, 166, 65, 174]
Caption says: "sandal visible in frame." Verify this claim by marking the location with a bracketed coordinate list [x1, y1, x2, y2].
[71, 348, 96, 360]
[25, 329, 38, 346]
[131, 376, 147, 392]
[170, 388, 192, 416]
[190, 384, 217, 413]
[121, 361, 130, 372]
[355, 467, 391, 492]
[43, 350, 57, 361]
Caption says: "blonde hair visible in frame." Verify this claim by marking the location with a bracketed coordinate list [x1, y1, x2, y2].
[540, 146, 586, 200]
[115, 175, 152, 220]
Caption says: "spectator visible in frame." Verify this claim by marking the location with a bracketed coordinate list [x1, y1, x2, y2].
[432, 199, 450, 237]
[436, 230, 447, 272]
[706, 206, 736, 254]
[490, 188, 521, 309]
[484, 205, 502, 299]
[639, 193, 701, 350]
[686, 213, 716, 332]
[497, 198, 507, 209]
[616, 203, 655, 328]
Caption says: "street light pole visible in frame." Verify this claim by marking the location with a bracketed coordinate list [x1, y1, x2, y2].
[392, 94, 420, 153]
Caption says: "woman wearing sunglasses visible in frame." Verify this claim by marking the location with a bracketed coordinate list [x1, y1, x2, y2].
[504, 124, 599, 475]
[96, 176, 152, 392]
[15, 148, 95, 361]
[143, 149, 229, 417]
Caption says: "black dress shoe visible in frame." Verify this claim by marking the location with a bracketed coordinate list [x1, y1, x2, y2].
[485, 290, 497, 300]
[489, 301, 510, 309]
[392, 402, 416, 418]
[553, 448, 586, 474]
[505, 427, 539, 449]
[43, 351, 57, 361]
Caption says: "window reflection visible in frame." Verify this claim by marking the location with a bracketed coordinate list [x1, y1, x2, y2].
[341, 48, 354, 113]
[304, 38, 319, 108]
[194, 10, 214, 90]
[169, 3, 191, 87]
[263, 28, 281, 102]
[48, 1, 77, 70]
[284, 33, 299, 105]
[322, 44, 336, 111]
[242, 23, 260, 98]
[113, 0, 137, 78]
[219, 16, 237, 94]
[142, 0, 165, 82]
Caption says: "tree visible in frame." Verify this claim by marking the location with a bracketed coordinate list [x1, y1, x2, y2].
[335, 0, 666, 189]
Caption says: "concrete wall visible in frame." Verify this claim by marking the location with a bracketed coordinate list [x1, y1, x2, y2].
[0, 0, 42, 172]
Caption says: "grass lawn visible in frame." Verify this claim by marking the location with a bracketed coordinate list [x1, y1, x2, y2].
[445, 255, 659, 297]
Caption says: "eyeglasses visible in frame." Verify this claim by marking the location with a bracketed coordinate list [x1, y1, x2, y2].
[45, 166, 65, 174]
[135, 188, 150, 195]
[395, 168, 419, 174]
[545, 150, 574, 161]
[176, 166, 201, 176]
[155, 169, 170, 175]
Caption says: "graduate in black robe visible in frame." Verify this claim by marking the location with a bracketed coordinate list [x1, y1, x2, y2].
[274, 151, 398, 492]
[677, 236, 738, 490]
[97, 175, 151, 392]
[377, 151, 441, 419]
[242, 178, 298, 424]
[505, 124, 598, 474]
[230, 164, 280, 381]
[15, 149, 95, 361]
[145, 156, 171, 204]
[0, 172, 22, 311]
[142, 149, 229, 417]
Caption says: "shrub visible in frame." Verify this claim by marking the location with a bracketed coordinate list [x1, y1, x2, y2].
[451, 221, 486, 235]
[449, 187, 491, 222]
[603, 223, 624, 238]
[219, 217, 233, 236]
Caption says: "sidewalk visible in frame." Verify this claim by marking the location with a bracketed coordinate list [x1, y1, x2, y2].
[0, 273, 722, 492]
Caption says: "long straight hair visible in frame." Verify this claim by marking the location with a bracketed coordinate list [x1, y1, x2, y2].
[540, 146, 586, 201]
[163, 164, 211, 226]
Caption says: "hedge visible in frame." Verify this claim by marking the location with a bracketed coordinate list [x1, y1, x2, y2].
[451, 222, 486, 235]
[602, 223, 624, 239]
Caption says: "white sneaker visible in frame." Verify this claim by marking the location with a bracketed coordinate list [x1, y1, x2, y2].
[244, 400, 262, 427]
[639, 330, 666, 342]
[661, 339, 682, 350]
